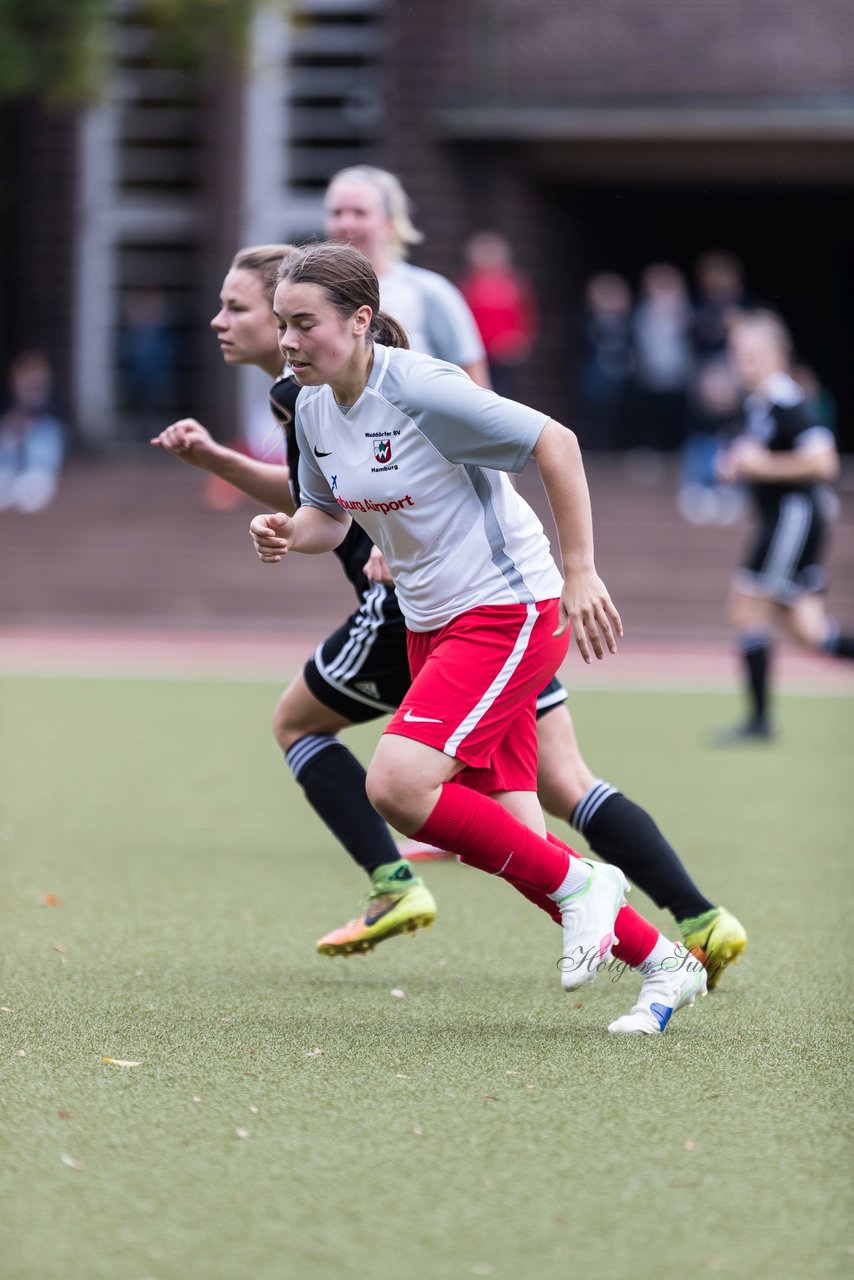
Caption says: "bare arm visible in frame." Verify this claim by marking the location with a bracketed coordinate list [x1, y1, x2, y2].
[719, 436, 839, 485]
[532, 418, 622, 662]
[249, 504, 351, 563]
[151, 418, 295, 514]
[461, 359, 492, 389]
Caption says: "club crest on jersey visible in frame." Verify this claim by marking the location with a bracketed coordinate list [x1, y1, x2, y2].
[373, 438, 392, 465]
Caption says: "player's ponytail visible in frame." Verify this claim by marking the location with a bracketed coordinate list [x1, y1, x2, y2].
[370, 310, 410, 349]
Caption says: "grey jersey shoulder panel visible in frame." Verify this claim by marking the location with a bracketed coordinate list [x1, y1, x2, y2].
[375, 347, 548, 473]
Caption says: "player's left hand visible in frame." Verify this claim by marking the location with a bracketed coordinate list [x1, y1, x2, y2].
[556, 568, 622, 663]
[363, 545, 394, 583]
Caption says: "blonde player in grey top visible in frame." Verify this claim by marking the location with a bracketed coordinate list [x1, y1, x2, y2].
[250, 241, 718, 1035]
[324, 165, 490, 386]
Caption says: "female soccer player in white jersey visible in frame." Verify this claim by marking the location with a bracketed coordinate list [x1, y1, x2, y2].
[324, 166, 747, 987]
[250, 241, 709, 1033]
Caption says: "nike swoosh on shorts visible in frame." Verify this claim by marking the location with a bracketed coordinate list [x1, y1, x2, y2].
[403, 709, 444, 724]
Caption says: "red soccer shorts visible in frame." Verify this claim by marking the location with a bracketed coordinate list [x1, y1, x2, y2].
[384, 599, 568, 794]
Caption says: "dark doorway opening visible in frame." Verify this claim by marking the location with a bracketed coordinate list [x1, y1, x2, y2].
[560, 183, 854, 450]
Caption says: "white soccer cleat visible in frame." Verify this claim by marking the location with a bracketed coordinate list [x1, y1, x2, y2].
[557, 860, 627, 991]
[608, 951, 708, 1035]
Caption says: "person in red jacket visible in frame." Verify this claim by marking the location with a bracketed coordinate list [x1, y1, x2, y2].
[459, 231, 538, 401]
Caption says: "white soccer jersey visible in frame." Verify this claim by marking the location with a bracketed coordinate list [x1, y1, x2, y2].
[379, 262, 486, 367]
[295, 345, 563, 632]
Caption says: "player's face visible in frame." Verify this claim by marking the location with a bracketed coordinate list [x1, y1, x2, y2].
[729, 327, 782, 393]
[324, 179, 393, 263]
[210, 269, 278, 367]
[273, 280, 371, 391]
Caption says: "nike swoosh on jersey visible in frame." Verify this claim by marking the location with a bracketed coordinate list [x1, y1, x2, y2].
[403, 708, 444, 724]
[314, 446, 332, 457]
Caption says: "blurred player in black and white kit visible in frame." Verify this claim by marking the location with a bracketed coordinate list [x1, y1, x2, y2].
[714, 309, 854, 743]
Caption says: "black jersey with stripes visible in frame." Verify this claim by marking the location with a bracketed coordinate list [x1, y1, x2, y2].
[740, 375, 832, 521]
[270, 374, 393, 605]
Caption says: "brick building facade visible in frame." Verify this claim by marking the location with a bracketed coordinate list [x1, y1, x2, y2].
[2, 0, 853, 447]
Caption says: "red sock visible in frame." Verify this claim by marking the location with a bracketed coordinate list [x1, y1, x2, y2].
[414, 784, 580, 896]
[612, 905, 658, 968]
[501, 873, 562, 923]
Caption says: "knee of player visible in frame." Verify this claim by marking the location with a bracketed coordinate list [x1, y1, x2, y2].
[271, 703, 302, 751]
[365, 759, 413, 829]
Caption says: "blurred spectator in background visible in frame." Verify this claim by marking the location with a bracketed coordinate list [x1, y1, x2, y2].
[119, 287, 179, 420]
[575, 271, 634, 450]
[458, 230, 538, 400]
[692, 250, 748, 363]
[0, 350, 66, 513]
[630, 262, 694, 462]
[677, 357, 744, 526]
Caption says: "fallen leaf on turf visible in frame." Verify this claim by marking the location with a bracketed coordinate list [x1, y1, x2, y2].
[192, 1096, 202, 1103]
[412, 1125, 423, 1136]
[505, 1070, 519, 1075]
[306, 1047, 324, 1058]
[684, 1139, 697, 1151]
[395, 1073, 411, 1079]
[249, 1105, 258, 1115]
[61, 1153, 83, 1170]
[53, 944, 68, 953]
[235, 1126, 249, 1140]
[525, 1085, 535, 1092]
[482, 1094, 499, 1102]
[134, 968, 144, 977]
[39, 894, 61, 907]
[102, 1058, 142, 1067]
[15, 1049, 27, 1057]
[572, 1001, 583, 1010]
[57, 1110, 74, 1120]
[1, 1007, 16, 1015]
[390, 988, 407, 999]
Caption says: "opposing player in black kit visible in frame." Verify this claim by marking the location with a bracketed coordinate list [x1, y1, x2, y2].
[714, 310, 854, 743]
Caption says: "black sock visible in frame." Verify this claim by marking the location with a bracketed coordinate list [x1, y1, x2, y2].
[739, 632, 772, 726]
[570, 781, 714, 922]
[285, 734, 401, 875]
[822, 620, 854, 660]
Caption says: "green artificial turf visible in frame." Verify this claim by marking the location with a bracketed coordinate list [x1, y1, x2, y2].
[1, 675, 852, 1279]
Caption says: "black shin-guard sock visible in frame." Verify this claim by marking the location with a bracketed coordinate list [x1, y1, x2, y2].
[570, 781, 714, 921]
[822, 620, 854, 660]
[285, 734, 401, 875]
[739, 632, 772, 726]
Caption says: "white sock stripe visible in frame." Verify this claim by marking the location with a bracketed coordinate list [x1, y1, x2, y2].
[442, 603, 539, 758]
[285, 734, 343, 779]
[572, 780, 617, 833]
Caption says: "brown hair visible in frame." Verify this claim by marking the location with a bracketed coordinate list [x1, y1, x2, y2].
[275, 242, 410, 348]
[230, 244, 297, 303]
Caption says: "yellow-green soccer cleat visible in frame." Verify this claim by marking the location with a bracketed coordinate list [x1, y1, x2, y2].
[680, 906, 747, 990]
[315, 863, 437, 957]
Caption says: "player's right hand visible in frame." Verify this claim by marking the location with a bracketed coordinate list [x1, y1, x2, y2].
[249, 512, 292, 562]
[150, 418, 217, 467]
